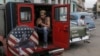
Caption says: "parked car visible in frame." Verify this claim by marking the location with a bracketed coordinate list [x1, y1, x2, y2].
[71, 12, 96, 30]
[70, 22, 89, 43]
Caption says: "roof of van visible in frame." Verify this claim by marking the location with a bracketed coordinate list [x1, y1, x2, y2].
[7, 2, 54, 5]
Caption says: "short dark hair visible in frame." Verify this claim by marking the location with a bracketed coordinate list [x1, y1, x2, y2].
[81, 15, 85, 19]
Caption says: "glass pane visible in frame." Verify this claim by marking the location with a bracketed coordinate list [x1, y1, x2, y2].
[0, 0, 4, 4]
[6, 0, 16, 3]
[55, 7, 67, 21]
[20, 7, 32, 22]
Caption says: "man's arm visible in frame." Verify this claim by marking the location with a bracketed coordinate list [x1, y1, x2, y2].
[40, 17, 50, 28]
[36, 18, 42, 26]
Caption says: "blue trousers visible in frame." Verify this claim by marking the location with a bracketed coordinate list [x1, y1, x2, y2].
[34, 27, 48, 44]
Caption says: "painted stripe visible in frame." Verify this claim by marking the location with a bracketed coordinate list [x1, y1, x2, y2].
[32, 34, 39, 43]
[8, 47, 19, 56]
[26, 48, 34, 53]
[30, 36, 38, 45]
[32, 33, 39, 40]
[33, 31, 39, 38]
[21, 48, 29, 56]
[8, 40, 15, 46]
[8, 31, 38, 55]
[8, 46, 19, 55]
[9, 45, 29, 56]
[9, 37, 17, 45]
[10, 34, 20, 42]
[29, 39, 38, 46]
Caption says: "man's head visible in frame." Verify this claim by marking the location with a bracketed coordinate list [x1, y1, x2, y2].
[81, 15, 85, 19]
[40, 10, 46, 19]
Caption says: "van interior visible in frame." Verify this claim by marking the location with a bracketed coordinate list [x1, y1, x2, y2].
[34, 4, 53, 46]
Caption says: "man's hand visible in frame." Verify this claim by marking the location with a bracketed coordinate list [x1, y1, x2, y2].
[36, 19, 42, 25]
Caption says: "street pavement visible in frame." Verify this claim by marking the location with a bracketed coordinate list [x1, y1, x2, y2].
[63, 19, 100, 56]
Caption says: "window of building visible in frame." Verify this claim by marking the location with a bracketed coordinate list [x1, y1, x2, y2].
[73, 4, 75, 12]
[0, 0, 4, 4]
[67, 0, 71, 4]
[42, 0, 48, 3]
[6, 0, 16, 3]
[52, 0, 55, 4]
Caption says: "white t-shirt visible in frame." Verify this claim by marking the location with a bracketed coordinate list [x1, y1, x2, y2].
[77, 18, 85, 26]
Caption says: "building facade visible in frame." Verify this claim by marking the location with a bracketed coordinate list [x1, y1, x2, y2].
[97, 0, 100, 12]
[77, 0, 85, 12]
[0, 0, 79, 12]
[70, 0, 78, 12]
[96, 0, 100, 16]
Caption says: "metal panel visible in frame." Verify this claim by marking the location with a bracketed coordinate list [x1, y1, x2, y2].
[0, 5, 5, 36]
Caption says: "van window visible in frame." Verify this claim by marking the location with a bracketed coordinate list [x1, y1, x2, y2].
[55, 7, 67, 21]
[20, 7, 32, 22]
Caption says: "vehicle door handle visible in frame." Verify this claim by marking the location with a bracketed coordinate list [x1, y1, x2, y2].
[63, 26, 69, 32]
[63, 28, 69, 32]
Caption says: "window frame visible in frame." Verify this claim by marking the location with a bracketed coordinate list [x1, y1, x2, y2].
[20, 7, 32, 23]
[54, 7, 68, 22]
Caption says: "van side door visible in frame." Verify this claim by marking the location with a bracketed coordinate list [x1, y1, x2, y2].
[52, 4, 70, 49]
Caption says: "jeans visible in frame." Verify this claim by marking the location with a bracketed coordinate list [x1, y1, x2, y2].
[34, 27, 48, 45]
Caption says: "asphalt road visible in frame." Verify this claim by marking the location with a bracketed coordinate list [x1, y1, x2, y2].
[63, 19, 100, 56]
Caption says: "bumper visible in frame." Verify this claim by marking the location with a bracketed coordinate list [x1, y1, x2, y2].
[70, 35, 89, 43]
[49, 48, 64, 54]
[88, 28, 96, 31]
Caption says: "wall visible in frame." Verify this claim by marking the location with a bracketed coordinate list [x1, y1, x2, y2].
[97, 2, 100, 12]
[77, 0, 85, 12]
[70, 0, 77, 12]
[32, 0, 41, 3]
[1, 0, 78, 13]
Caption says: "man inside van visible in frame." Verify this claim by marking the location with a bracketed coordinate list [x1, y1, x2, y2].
[35, 10, 50, 48]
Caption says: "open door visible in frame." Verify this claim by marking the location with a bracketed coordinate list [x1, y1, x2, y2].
[52, 5, 70, 49]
